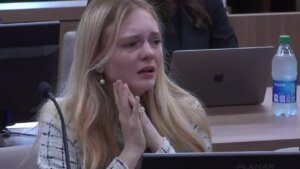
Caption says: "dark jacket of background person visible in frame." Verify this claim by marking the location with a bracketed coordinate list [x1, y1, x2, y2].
[150, 0, 238, 67]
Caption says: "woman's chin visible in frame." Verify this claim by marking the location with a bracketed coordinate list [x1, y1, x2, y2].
[131, 81, 155, 96]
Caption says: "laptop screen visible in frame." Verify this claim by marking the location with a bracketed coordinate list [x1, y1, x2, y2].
[171, 47, 275, 107]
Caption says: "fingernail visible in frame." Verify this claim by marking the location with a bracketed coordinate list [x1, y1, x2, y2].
[113, 80, 119, 86]
[129, 94, 133, 99]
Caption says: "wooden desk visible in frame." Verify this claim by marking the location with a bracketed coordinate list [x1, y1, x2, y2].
[208, 87, 300, 152]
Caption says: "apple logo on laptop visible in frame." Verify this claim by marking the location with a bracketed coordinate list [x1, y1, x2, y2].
[214, 73, 224, 83]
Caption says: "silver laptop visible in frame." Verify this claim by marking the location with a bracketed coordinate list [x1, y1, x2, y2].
[170, 46, 275, 107]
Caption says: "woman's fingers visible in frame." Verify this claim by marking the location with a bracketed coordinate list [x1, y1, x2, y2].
[132, 96, 141, 119]
[113, 81, 146, 154]
[119, 83, 129, 113]
[113, 80, 131, 115]
[140, 110, 164, 152]
[128, 93, 135, 109]
[113, 80, 144, 120]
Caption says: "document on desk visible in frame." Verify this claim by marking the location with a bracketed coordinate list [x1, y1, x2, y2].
[6, 122, 38, 135]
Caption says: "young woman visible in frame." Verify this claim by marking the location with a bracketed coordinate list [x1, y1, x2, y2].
[37, 0, 211, 168]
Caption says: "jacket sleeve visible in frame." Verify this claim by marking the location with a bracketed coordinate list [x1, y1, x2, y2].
[37, 111, 129, 169]
[156, 137, 176, 153]
[207, 0, 238, 48]
[37, 112, 82, 169]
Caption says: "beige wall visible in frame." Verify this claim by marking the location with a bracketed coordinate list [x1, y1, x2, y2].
[1, 2, 300, 80]
[229, 12, 300, 54]
[1, 2, 299, 52]
[229, 13, 300, 81]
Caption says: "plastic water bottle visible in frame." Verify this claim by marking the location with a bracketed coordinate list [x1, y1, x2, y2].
[272, 35, 297, 116]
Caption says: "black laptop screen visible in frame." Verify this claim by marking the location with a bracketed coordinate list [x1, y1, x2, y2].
[141, 151, 300, 169]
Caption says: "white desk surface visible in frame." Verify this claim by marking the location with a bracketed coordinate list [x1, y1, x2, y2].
[208, 87, 300, 151]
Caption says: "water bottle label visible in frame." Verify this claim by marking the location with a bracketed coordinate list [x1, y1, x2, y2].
[272, 80, 297, 103]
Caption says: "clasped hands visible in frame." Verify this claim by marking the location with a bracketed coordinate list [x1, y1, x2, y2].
[113, 80, 164, 156]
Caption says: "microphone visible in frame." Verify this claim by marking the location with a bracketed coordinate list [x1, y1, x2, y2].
[39, 82, 71, 169]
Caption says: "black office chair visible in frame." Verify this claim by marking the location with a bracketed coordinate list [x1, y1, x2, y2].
[57, 31, 76, 93]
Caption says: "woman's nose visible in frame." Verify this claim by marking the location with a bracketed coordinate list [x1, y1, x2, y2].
[140, 42, 155, 60]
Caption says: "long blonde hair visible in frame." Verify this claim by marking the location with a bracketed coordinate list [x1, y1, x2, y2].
[56, 0, 211, 168]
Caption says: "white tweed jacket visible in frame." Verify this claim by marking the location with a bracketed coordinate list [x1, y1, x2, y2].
[37, 99, 211, 169]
